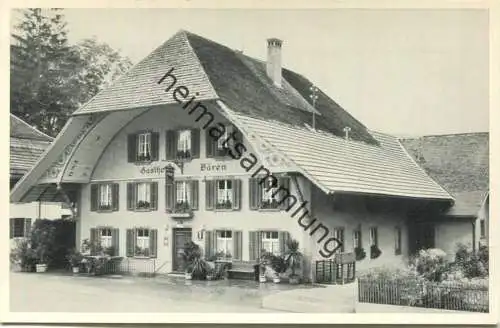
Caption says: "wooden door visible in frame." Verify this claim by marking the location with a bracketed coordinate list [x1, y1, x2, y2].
[172, 228, 192, 272]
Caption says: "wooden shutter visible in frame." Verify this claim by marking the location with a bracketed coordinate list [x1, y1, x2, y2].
[205, 180, 215, 210]
[204, 230, 213, 258]
[127, 134, 137, 162]
[90, 228, 99, 255]
[191, 180, 199, 210]
[279, 177, 290, 210]
[9, 219, 14, 239]
[232, 179, 241, 210]
[279, 231, 291, 255]
[150, 229, 158, 258]
[90, 184, 98, 211]
[165, 181, 175, 212]
[24, 218, 32, 238]
[151, 132, 160, 161]
[249, 178, 260, 210]
[233, 230, 243, 261]
[126, 229, 135, 257]
[249, 231, 262, 261]
[112, 183, 119, 211]
[191, 129, 200, 159]
[127, 183, 135, 211]
[165, 130, 177, 160]
[206, 129, 215, 158]
[150, 182, 158, 211]
[112, 228, 119, 256]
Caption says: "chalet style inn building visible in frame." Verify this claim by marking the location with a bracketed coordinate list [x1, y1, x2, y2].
[10, 30, 488, 280]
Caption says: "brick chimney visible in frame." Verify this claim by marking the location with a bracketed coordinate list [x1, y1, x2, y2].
[266, 38, 283, 87]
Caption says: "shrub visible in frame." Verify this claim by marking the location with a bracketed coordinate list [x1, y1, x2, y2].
[453, 243, 489, 279]
[10, 239, 37, 272]
[411, 248, 449, 282]
[354, 247, 366, 261]
[370, 245, 382, 259]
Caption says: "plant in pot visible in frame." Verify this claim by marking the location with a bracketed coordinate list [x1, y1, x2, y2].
[182, 241, 208, 280]
[284, 239, 303, 284]
[258, 250, 271, 283]
[354, 247, 366, 261]
[370, 245, 382, 259]
[67, 249, 83, 274]
[270, 254, 287, 283]
[11, 239, 37, 272]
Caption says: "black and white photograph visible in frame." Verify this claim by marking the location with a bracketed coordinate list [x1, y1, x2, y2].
[3, 2, 496, 325]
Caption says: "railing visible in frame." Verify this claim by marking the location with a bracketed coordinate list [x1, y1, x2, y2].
[358, 278, 489, 312]
[79, 257, 156, 277]
[315, 259, 355, 284]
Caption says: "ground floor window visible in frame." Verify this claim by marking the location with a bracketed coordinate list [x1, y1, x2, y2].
[262, 231, 280, 255]
[333, 227, 345, 252]
[89, 227, 119, 255]
[480, 219, 486, 238]
[9, 218, 31, 239]
[353, 229, 362, 249]
[216, 230, 233, 258]
[126, 228, 158, 258]
[394, 226, 402, 255]
[100, 228, 113, 249]
[369, 227, 381, 259]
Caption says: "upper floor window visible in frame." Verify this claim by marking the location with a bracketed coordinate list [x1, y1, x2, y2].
[166, 129, 200, 161]
[128, 131, 159, 163]
[249, 176, 291, 210]
[165, 180, 199, 213]
[127, 181, 158, 211]
[205, 179, 241, 211]
[90, 183, 119, 212]
[206, 125, 241, 158]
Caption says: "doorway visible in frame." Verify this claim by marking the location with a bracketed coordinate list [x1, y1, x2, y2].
[172, 228, 192, 272]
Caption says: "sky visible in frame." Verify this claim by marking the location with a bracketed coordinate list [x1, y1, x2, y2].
[13, 8, 489, 136]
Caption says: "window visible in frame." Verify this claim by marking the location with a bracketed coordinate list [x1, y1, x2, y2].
[127, 182, 158, 211]
[353, 229, 362, 249]
[216, 230, 233, 258]
[127, 131, 159, 163]
[216, 180, 233, 209]
[262, 231, 280, 255]
[166, 180, 199, 213]
[136, 228, 150, 256]
[100, 228, 113, 249]
[480, 220, 486, 238]
[91, 183, 119, 212]
[395, 226, 402, 255]
[176, 180, 191, 206]
[333, 227, 345, 252]
[370, 227, 378, 247]
[126, 228, 158, 258]
[9, 218, 31, 239]
[176, 130, 192, 159]
[249, 177, 291, 210]
[206, 125, 240, 158]
[137, 132, 151, 161]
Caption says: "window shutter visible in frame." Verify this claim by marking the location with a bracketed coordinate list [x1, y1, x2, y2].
[126, 229, 135, 257]
[165, 130, 177, 160]
[127, 183, 135, 211]
[127, 134, 137, 162]
[249, 178, 260, 210]
[233, 231, 243, 261]
[90, 184, 98, 211]
[205, 180, 215, 210]
[204, 230, 213, 258]
[24, 218, 32, 238]
[279, 231, 290, 255]
[112, 228, 119, 256]
[191, 129, 200, 159]
[9, 219, 14, 239]
[206, 129, 215, 158]
[165, 181, 175, 212]
[191, 180, 199, 210]
[90, 228, 99, 255]
[249, 231, 262, 261]
[232, 179, 241, 210]
[150, 229, 158, 258]
[151, 132, 160, 161]
[374, 228, 378, 246]
[150, 182, 158, 211]
[279, 177, 290, 210]
[112, 183, 119, 211]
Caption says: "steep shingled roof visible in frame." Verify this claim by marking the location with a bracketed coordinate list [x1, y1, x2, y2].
[10, 114, 52, 177]
[400, 133, 489, 216]
[74, 30, 378, 145]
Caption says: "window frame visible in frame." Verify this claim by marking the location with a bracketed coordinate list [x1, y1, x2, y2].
[136, 131, 152, 162]
[176, 129, 192, 160]
[353, 229, 362, 249]
[98, 183, 113, 211]
[10, 218, 30, 239]
[215, 179, 233, 210]
[369, 227, 378, 247]
[216, 230, 234, 259]
[261, 230, 280, 255]
[394, 226, 402, 255]
[135, 228, 151, 257]
[479, 219, 486, 239]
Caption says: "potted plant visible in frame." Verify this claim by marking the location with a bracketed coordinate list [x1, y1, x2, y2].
[258, 250, 270, 283]
[67, 249, 83, 274]
[182, 241, 208, 280]
[81, 239, 91, 256]
[370, 245, 382, 259]
[185, 264, 193, 280]
[11, 239, 37, 272]
[284, 239, 303, 284]
[35, 244, 49, 273]
[355, 247, 366, 261]
[270, 254, 287, 283]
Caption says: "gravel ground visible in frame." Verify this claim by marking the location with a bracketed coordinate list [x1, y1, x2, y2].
[9, 271, 317, 313]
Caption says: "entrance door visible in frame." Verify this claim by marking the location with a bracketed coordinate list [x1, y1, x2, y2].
[172, 228, 192, 272]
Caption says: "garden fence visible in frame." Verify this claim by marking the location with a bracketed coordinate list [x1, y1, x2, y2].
[358, 278, 488, 312]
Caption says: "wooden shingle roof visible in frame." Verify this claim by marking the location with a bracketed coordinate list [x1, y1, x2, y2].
[10, 114, 52, 178]
[400, 133, 489, 216]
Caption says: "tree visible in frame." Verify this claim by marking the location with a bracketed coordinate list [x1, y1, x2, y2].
[11, 9, 132, 136]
